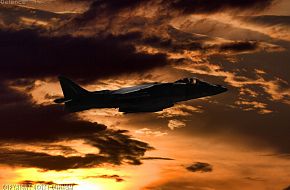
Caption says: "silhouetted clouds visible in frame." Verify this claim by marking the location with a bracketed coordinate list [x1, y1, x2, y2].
[217, 41, 258, 52]
[169, 0, 275, 14]
[40, 145, 79, 155]
[19, 180, 78, 186]
[0, 130, 153, 170]
[0, 5, 70, 28]
[74, 0, 275, 24]
[85, 175, 124, 182]
[0, 87, 106, 142]
[0, 29, 167, 81]
[1, 4, 261, 173]
[0, 0, 289, 186]
[0, 84, 153, 170]
[0, 149, 106, 171]
[243, 15, 290, 26]
[186, 162, 213, 173]
[121, 27, 279, 55]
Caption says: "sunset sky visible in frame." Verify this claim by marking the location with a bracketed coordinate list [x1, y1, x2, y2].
[0, 0, 290, 190]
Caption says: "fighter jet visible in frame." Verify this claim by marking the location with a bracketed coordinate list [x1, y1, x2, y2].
[54, 76, 227, 113]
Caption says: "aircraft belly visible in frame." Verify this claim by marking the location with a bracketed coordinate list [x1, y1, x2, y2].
[118, 96, 174, 113]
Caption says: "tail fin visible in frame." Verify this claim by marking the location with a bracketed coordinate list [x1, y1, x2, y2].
[54, 76, 89, 103]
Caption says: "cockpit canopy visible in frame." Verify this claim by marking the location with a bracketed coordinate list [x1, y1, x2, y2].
[174, 78, 198, 84]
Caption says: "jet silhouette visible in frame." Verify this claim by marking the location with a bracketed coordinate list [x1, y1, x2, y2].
[54, 76, 227, 113]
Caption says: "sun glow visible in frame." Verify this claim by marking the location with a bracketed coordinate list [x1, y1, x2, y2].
[12, 168, 131, 190]
[74, 182, 104, 190]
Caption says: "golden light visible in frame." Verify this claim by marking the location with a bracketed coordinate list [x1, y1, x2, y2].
[74, 182, 104, 190]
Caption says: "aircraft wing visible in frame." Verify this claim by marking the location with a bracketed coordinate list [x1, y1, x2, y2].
[112, 83, 159, 94]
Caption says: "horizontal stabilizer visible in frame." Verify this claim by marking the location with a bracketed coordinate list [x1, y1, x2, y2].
[54, 98, 72, 104]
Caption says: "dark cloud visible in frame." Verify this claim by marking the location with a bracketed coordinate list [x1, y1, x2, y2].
[241, 15, 290, 26]
[179, 17, 273, 41]
[0, 84, 153, 170]
[115, 27, 266, 54]
[8, 78, 36, 89]
[74, 0, 275, 24]
[216, 41, 258, 52]
[0, 128, 153, 170]
[0, 29, 167, 82]
[142, 35, 175, 50]
[40, 145, 79, 155]
[283, 186, 290, 190]
[82, 0, 147, 14]
[145, 36, 263, 53]
[19, 180, 55, 185]
[0, 27, 279, 87]
[0, 6, 278, 85]
[0, 87, 107, 142]
[0, 148, 106, 171]
[0, 117, 152, 170]
[0, 25, 265, 85]
[84, 129, 154, 166]
[72, 0, 148, 24]
[0, 83, 28, 106]
[186, 162, 213, 173]
[0, 13, 171, 171]
[169, 0, 275, 14]
[19, 180, 78, 186]
[118, 30, 203, 53]
[0, 0, 288, 181]
[0, 120, 152, 170]
[142, 37, 270, 55]
[84, 175, 124, 182]
[0, 5, 71, 27]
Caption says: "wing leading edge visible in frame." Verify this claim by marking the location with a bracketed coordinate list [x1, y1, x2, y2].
[112, 83, 159, 94]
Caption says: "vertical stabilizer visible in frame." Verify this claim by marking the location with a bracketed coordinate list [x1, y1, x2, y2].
[54, 76, 89, 103]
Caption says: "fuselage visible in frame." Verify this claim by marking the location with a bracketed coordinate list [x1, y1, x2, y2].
[63, 79, 227, 113]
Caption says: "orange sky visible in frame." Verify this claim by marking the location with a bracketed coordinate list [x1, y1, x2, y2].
[0, 0, 290, 190]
